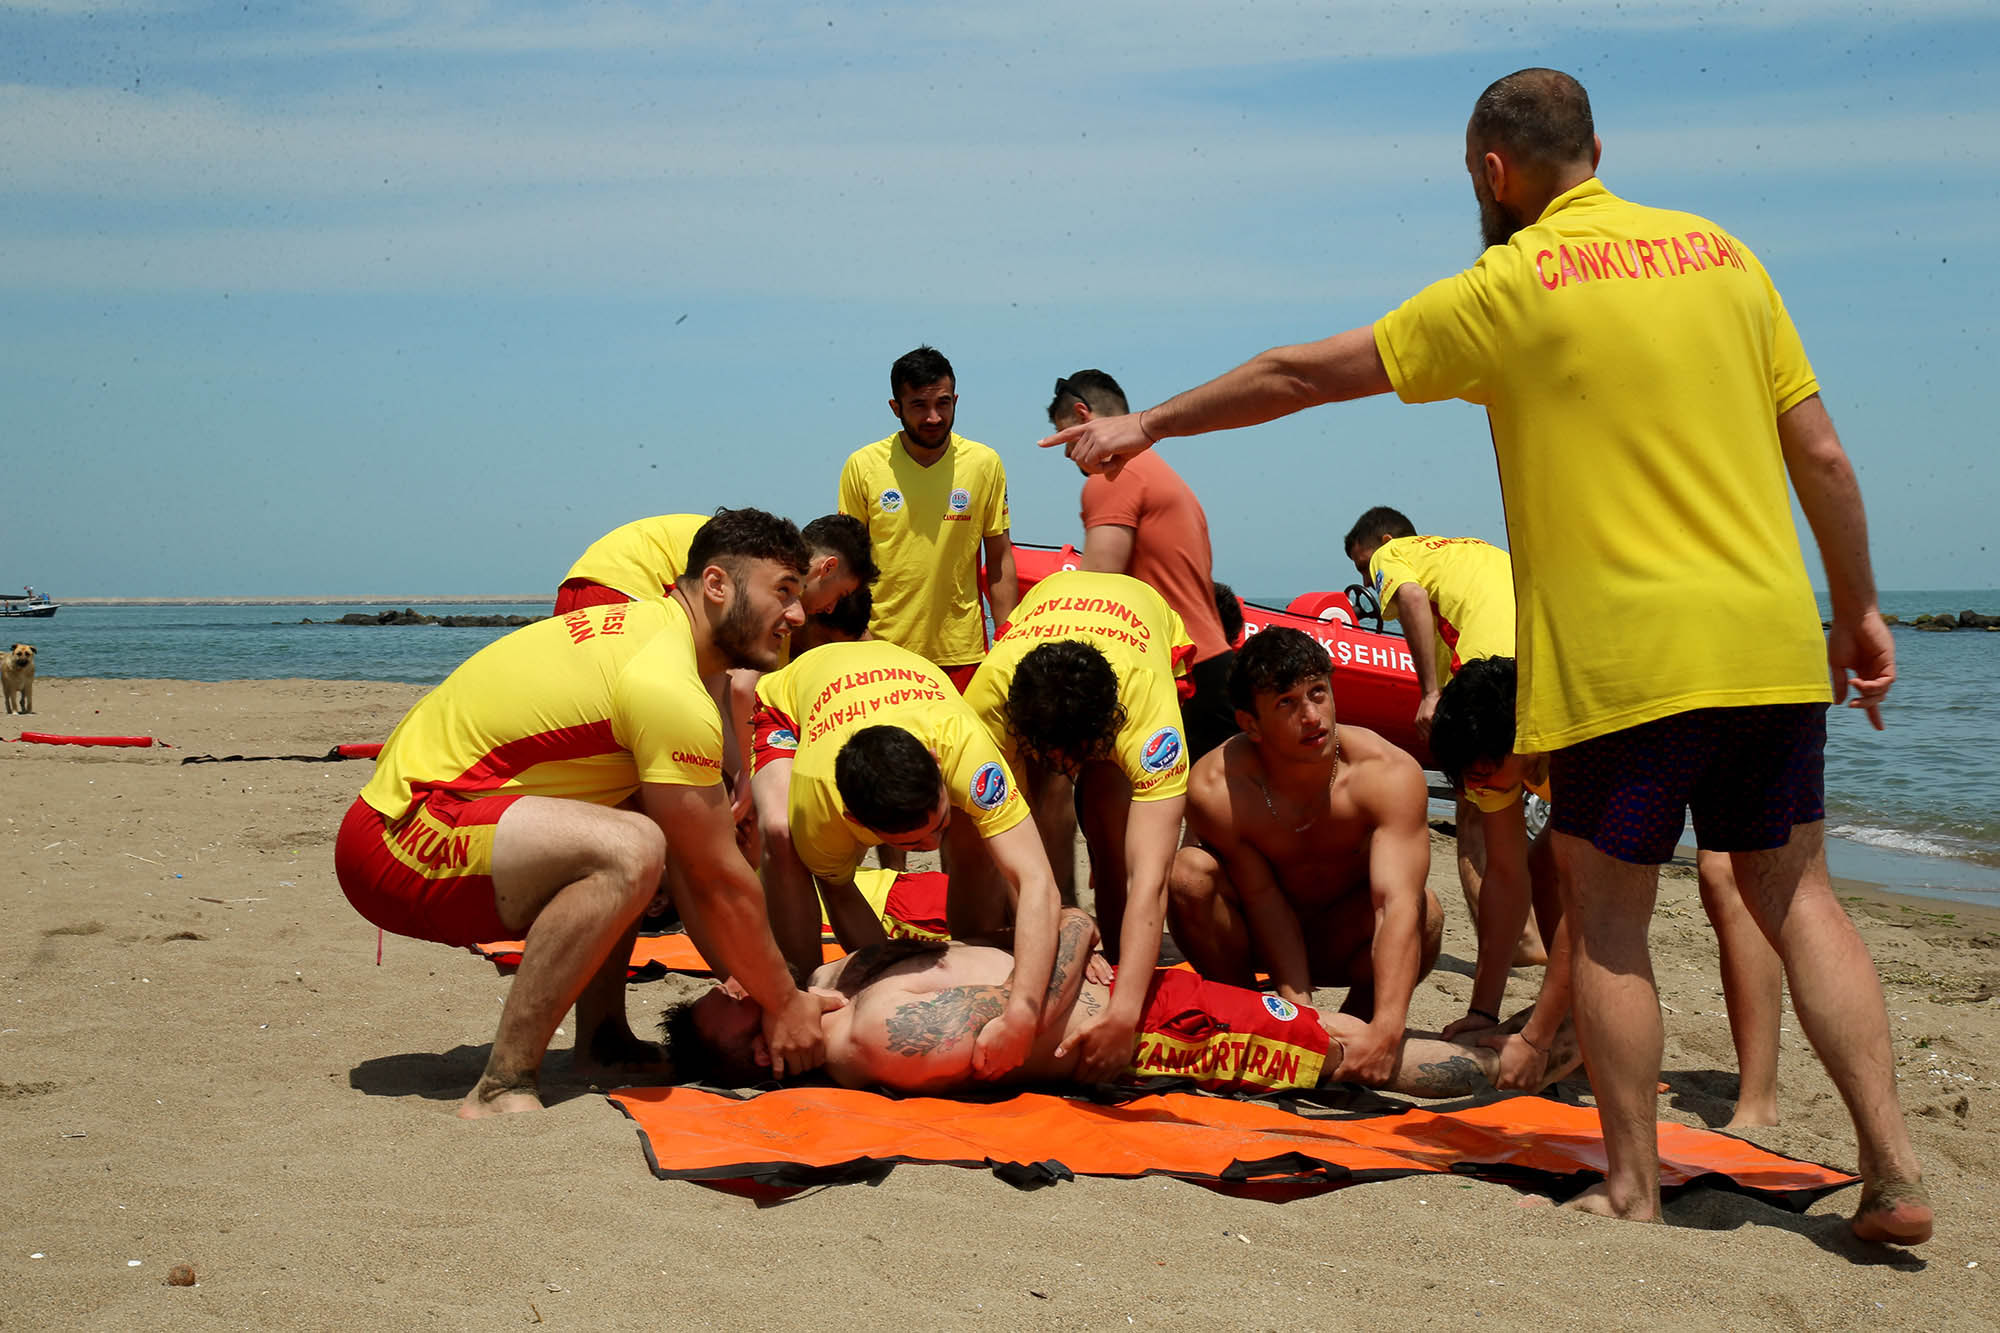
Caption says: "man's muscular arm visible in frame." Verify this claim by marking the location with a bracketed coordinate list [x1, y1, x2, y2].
[1390, 583, 1443, 739]
[1067, 795, 1182, 1081]
[1186, 766, 1313, 1006]
[1334, 750, 1431, 1085]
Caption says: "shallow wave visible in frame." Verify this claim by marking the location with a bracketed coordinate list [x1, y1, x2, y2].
[1828, 823, 1993, 865]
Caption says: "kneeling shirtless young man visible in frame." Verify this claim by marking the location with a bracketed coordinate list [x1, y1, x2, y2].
[1168, 627, 1442, 1088]
[666, 909, 1572, 1098]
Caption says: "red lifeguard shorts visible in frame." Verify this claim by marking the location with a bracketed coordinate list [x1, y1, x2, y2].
[334, 792, 523, 947]
[552, 579, 634, 616]
[940, 662, 980, 694]
[748, 702, 802, 774]
[1124, 968, 1329, 1092]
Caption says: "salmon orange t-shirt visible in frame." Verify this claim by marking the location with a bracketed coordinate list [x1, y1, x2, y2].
[1079, 450, 1230, 664]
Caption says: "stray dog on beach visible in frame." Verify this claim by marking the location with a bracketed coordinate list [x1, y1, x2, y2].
[3, 642, 35, 714]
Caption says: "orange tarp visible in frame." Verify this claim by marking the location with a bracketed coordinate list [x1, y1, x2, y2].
[608, 1085, 1856, 1207]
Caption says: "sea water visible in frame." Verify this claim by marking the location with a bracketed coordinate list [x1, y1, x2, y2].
[9, 592, 1999, 903]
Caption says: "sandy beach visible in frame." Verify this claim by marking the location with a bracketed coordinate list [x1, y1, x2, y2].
[4, 678, 1996, 1330]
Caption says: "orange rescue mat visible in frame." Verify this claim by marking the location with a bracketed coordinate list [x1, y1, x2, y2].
[469, 868, 951, 978]
[607, 1086, 1857, 1207]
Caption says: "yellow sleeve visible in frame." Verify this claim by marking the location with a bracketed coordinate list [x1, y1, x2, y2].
[615, 654, 724, 788]
[1119, 669, 1190, 804]
[935, 712, 1029, 839]
[982, 453, 1011, 538]
[1372, 260, 1503, 408]
[837, 455, 867, 520]
[790, 772, 866, 882]
[1368, 546, 1424, 623]
[1752, 247, 1821, 414]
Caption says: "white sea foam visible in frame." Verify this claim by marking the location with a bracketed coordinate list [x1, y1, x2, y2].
[1828, 824, 1968, 860]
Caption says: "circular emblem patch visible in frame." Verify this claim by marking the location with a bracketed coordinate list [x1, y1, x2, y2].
[881, 489, 904, 513]
[767, 728, 798, 751]
[948, 487, 971, 513]
[1140, 726, 1183, 773]
[1262, 995, 1299, 1021]
[969, 761, 1010, 811]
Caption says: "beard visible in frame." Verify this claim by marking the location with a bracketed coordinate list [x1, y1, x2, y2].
[1476, 183, 1522, 250]
[713, 588, 781, 671]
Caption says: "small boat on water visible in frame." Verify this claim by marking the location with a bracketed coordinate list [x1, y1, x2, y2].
[2, 587, 60, 618]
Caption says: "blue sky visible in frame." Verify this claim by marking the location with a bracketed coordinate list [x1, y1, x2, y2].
[3, 1, 1995, 597]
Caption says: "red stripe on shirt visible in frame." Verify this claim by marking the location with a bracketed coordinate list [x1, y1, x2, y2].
[442, 720, 623, 793]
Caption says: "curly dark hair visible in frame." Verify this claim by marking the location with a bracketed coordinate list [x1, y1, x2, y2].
[657, 997, 764, 1088]
[684, 506, 809, 581]
[801, 512, 879, 586]
[835, 725, 943, 833]
[1005, 639, 1125, 771]
[1429, 655, 1519, 792]
[1228, 626, 1332, 715]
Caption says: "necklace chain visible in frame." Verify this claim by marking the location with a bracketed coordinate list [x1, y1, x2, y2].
[1257, 736, 1341, 832]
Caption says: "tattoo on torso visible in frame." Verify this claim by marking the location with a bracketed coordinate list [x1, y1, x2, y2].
[882, 986, 1006, 1057]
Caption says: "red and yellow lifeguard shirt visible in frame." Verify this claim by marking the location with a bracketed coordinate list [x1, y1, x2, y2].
[361, 597, 722, 822]
[1373, 179, 1830, 752]
[1367, 535, 1515, 685]
[962, 570, 1195, 803]
[561, 513, 710, 601]
[837, 433, 1009, 667]
[755, 640, 1028, 881]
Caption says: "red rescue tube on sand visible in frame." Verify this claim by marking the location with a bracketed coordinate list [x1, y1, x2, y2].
[20, 732, 155, 748]
[335, 743, 383, 759]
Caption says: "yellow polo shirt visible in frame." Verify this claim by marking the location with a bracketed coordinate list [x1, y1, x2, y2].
[1367, 535, 1516, 685]
[561, 513, 709, 601]
[1373, 178, 1830, 752]
[755, 641, 1028, 881]
[362, 597, 722, 821]
[837, 432, 1010, 667]
[962, 571, 1194, 803]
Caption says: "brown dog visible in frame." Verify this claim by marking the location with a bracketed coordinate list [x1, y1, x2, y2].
[3, 642, 35, 714]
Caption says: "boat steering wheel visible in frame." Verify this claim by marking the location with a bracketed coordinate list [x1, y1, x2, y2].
[1345, 582, 1385, 634]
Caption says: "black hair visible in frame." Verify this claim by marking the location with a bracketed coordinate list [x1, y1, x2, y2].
[890, 345, 955, 399]
[1005, 640, 1126, 770]
[1468, 68, 1595, 171]
[1342, 505, 1416, 556]
[684, 506, 810, 581]
[801, 512, 879, 586]
[835, 725, 943, 833]
[1429, 655, 1519, 793]
[1228, 626, 1331, 715]
[1047, 369, 1130, 426]
[658, 998, 764, 1088]
[1212, 581, 1245, 646]
[810, 583, 873, 640]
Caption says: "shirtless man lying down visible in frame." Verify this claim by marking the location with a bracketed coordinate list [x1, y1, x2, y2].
[663, 909, 1576, 1099]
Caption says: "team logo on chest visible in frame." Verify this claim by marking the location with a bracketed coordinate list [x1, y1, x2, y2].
[880, 489, 905, 513]
[969, 761, 1010, 811]
[1262, 995, 1299, 1021]
[948, 487, 971, 513]
[1140, 726, 1184, 773]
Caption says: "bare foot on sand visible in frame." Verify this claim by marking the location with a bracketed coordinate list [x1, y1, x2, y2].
[1562, 1182, 1660, 1223]
[457, 1075, 544, 1119]
[1851, 1178, 1934, 1245]
[1722, 1102, 1779, 1131]
[573, 1024, 674, 1084]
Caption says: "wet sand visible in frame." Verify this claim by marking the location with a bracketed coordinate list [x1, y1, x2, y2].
[3, 679, 1995, 1329]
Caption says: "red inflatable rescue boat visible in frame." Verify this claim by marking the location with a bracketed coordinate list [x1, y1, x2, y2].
[1006, 541, 1427, 765]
